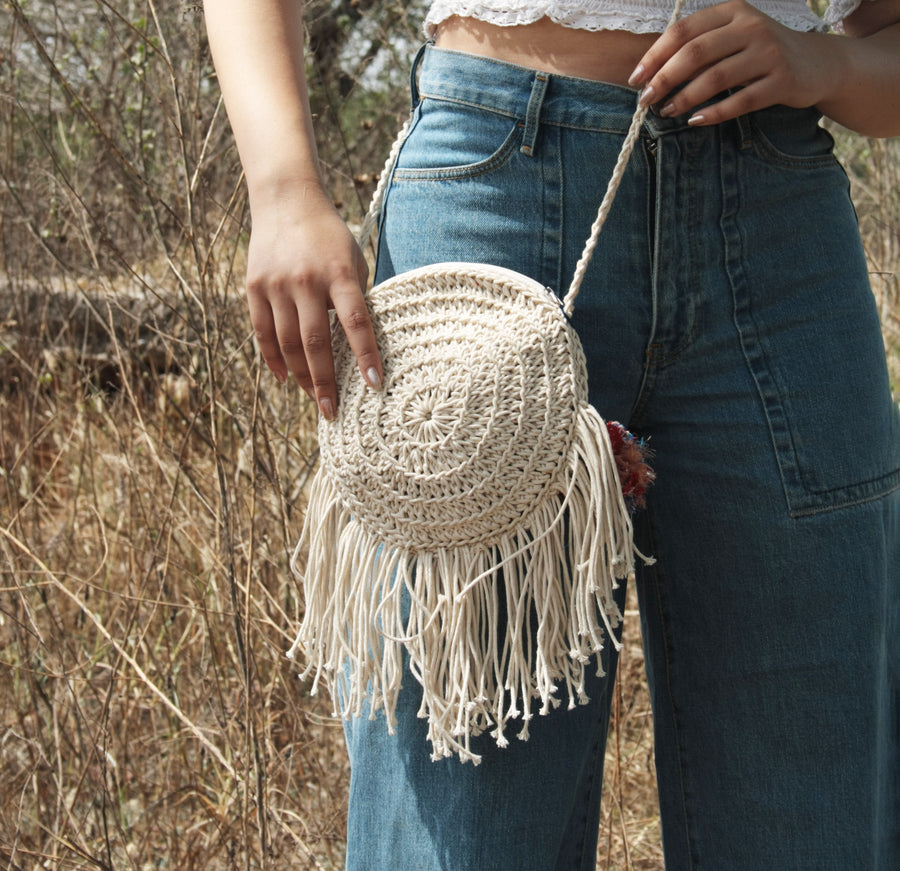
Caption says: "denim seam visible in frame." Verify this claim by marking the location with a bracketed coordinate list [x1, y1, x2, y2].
[720, 125, 800, 516]
[546, 125, 564, 295]
[629, 133, 703, 402]
[656, 577, 699, 871]
[645, 133, 703, 368]
[417, 89, 522, 120]
[748, 142, 841, 172]
[569, 721, 606, 871]
[629, 137, 662, 426]
[789, 473, 900, 518]
[629, 345, 658, 428]
[735, 311, 801, 513]
[747, 120, 840, 171]
[555, 121, 634, 135]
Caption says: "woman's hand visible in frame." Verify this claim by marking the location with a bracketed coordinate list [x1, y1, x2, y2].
[628, 0, 838, 126]
[246, 189, 382, 420]
[203, 0, 384, 419]
[627, 0, 900, 136]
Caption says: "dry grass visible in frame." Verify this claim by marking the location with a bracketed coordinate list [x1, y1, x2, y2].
[1, 270, 352, 870]
[1, 1, 897, 869]
[597, 601, 663, 871]
[0, 274, 662, 870]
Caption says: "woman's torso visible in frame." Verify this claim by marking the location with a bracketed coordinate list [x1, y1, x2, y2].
[433, 15, 656, 85]
[429, 0, 827, 85]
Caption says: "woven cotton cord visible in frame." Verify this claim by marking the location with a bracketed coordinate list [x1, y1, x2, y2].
[564, 0, 687, 313]
[563, 100, 649, 315]
[359, 0, 687, 313]
[357, 113, 411, 252]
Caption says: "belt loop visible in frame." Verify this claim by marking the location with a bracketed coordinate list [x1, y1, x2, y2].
[409, 40, 433, 110]
[520, 72, 549, 157]
[734, 112, 754, 150]
[728, 88, 754, 149]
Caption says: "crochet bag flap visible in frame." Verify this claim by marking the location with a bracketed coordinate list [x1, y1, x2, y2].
[287, 261, 654, 763]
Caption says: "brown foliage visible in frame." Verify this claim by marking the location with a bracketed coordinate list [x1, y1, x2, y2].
[0, 0, 896, 868]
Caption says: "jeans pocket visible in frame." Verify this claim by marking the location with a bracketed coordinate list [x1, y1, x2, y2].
[754, 321, 900, 517]
[375, 98, 544, 283]
[747, 106, 839, 171]
[729, 140, 900, 517]
[736, 254, 900, 517]
[393, 98, 523, 181]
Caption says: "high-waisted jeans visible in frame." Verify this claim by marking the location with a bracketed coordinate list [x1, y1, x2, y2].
[341, 44, 900, 870]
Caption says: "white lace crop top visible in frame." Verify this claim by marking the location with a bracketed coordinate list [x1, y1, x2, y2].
[424, 0, 871, 36]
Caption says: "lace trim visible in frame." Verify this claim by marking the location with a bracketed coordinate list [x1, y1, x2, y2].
[823, 0, 876, 26]
[424, 0, 829, 36]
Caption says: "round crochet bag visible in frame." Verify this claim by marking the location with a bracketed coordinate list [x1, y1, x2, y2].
[287, 20, 682, 762]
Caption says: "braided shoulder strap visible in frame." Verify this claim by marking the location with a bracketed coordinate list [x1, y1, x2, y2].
[359, 0, 686, 316]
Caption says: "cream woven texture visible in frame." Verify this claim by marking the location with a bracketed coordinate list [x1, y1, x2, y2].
[324, 264, 582, 548]
[289, 263, 636, 762]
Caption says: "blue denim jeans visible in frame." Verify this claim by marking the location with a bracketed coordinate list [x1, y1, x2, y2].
[342, 44, 900, 870]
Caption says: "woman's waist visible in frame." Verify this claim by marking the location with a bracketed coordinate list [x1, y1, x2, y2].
[416, 42, 650, 134]
[416, 41, 824, 143]
[432, 15, 657, 86]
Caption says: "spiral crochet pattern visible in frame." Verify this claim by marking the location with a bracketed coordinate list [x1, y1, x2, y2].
[324, 263, 582, 548]
[288, 262, 645, 762]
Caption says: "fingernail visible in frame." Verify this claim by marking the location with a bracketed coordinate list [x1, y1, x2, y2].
[365, 367, 382, 390]
[320, 397, 335, 421]
[273, 369, 287, 384]
[638, 85, 655, 107]
[628, 63, 645, 87]
[660, 102, 675, 118]
[687, 113, 705, 126]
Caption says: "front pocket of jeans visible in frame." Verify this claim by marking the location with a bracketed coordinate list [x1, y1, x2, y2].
[748, 106, 839, 171]
[727, 135, 900, 517]
[393, 98, 523, 181]
[737, 272, 900, 517]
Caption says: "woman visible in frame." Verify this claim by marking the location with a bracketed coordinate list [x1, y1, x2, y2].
[203, 0, 900, 868]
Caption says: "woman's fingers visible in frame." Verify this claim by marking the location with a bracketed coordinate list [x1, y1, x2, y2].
[630, 3, 737, 91]
[629, 0, 832, 126]
[652, 52, 766, 121]
[292, 291, 338, 417]
[331, 263, 383, 393]
[246, 207, 382, 420]
[245, 290, 286, 384]
[677, 78, 775, 125]
[636, 28, 749, 107]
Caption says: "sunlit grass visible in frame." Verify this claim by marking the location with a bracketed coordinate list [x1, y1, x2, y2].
[2, 2, 896, 868]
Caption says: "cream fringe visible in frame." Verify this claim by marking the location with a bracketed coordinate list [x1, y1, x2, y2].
[287, 402, 648, 764]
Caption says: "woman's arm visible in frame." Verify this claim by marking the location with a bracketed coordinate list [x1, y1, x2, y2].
[629, 0, 900, 137]
[203, 0, 382, 419]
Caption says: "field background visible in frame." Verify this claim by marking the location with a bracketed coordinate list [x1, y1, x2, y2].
[1, 1, 897, 869]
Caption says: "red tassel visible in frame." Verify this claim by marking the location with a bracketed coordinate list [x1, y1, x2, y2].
[606, 421, 655, 511]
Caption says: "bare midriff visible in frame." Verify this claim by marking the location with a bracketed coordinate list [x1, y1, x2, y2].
[432, 16, 660, 86]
